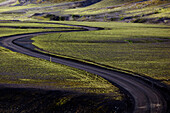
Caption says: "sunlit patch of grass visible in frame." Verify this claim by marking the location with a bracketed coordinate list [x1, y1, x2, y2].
[0, 28, 66, 37]
[63, 0, 136, 15]
[0, 3, 56, 12]
[0, 28, 48, 37]
[125, 3, 170, 19]
[0, 0, 169, 22]
[147, 7, 170, 18]
[62, 0, 169, 19]
[0, 2, 64, 20]
[0, 22, 71, 27]
[19, 78, 45, 82]
[0, 21, 80, 37]
[0, 22, 60, 37]
[32, 21, 170, 84]
[56, 96, 73, 106]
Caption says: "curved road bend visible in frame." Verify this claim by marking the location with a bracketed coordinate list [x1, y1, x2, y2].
[0, 24, 167, 113]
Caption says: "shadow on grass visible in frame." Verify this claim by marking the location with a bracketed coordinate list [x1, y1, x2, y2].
[0, 87, 130, 113]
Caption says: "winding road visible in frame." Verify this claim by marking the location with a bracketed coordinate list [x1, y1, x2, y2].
[0, 22, 168, 113]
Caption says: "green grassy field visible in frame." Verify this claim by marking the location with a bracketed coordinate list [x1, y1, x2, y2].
[0, 21, 81, 37]
[0, 28, 51, 37]
[0, 22, 71, 27]
[32, 21, 170, 85]
[0, 27, 77, 37]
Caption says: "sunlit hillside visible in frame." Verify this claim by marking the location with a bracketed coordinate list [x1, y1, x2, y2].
[0, 0, 169, 24]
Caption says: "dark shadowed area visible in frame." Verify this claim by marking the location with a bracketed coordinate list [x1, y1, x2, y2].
[0, 87, 130, 113]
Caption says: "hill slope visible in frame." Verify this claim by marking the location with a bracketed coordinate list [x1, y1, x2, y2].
[0, 0, 169, 24]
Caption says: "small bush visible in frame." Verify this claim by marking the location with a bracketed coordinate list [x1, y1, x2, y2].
[120, 17, 124, 20]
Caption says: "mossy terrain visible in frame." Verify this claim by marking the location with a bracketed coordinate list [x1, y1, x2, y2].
[0, 28, 53, 37]
[0, 21, 80, 37]
[32, 21, 170, 85]
[0, 22, 71, 27]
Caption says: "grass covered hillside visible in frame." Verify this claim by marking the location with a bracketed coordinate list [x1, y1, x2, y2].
[0, 0, 169, 24]
[62, 0, 170, 23]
